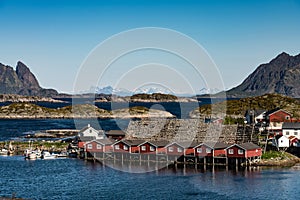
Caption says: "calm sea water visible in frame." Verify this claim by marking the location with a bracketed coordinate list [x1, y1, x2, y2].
[0, 100, 211, 141]
[0, 156, 299, 199]
[3, 100, 298, 200]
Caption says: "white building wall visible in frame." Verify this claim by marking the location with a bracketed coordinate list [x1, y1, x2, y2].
[282, 128, 300, 139]
[277, 136, 290, 148]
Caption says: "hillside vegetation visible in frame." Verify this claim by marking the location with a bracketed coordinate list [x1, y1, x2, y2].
[0, 103, 174, 119]
[190, 93, 300, 118]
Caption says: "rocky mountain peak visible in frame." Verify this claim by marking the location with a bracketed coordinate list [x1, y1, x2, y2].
[227, 52, 300, 98]
[0, 61, 58, 97]
[16, 61, 40, 89]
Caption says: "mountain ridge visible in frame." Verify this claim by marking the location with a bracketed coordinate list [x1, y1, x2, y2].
[0, 61, 58, 97]
[227, 52, 300, 98]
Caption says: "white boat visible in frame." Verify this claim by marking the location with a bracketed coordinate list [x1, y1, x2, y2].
[0, 149, 8, 156]
[24, 140, 38, 160]
[24, 149, 37, 160]
[41, 151, 57, 159]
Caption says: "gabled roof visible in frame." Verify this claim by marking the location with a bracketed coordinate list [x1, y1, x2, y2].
[177, 141, 199, 148]
[165, 141, 185, 148]
[282, 122, 300, 129]
[114, 139, 145, 146]
[239, 142, 261, 150]
[79, 125, 99, 133]
[138, 140, 169, 147]
[79, 136, 95, 142]
[195, 142, 230, 149]
[256, 110, 267, 116]
[265, 108, 291, 116]
[85, 138, 115, 145]
[226, 142, 261, 150]
[278, 135, 289, 140]
[213, 142, 231, 149]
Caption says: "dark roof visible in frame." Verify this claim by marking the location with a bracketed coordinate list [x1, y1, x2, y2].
[213, 142, 230, 149]
[119, 139, 145, 146]
[239, 142, 261, 150]
[79, 136, 95, 142]
[106, 130, 126, 136]
[282, 122, 300, 129]
[95, 138, 115, 145]
[203, 142, 230, 149]
[177, 141, 199, 148]
[145, 140, 169, 147]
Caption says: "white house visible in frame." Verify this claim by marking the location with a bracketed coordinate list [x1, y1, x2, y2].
[78, 124, 105, 140]
[282, 122, 300, 139]
[272, 135, 290, 148]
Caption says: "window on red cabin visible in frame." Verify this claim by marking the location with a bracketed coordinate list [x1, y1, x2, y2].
[87, 144, 92, 149]
[177, 147, 182, 153]
[168, 147, 174, 152]
[197, 148, 202, 153]
[286, 116, 290, 120]
[150, 146, 155, 151]
[238, 149, 244, 154]
[123, 145, 128, 150]
[115, 145, 120, 150]
[97, 144, 102, 149]
[141, 146, 146, 151]
[206, 148, 212, 153]
[228, 149, 234, 154]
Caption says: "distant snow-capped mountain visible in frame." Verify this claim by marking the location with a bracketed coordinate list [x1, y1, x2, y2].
[134, 87, 174, 95]
[95, 86, 132, 96]
[198, 88, 220, 95]
[90, 86, 217, 96]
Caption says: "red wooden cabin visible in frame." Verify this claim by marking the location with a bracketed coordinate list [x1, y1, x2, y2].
[138, 140, 169, 154]
[85, 138, 115, 153]
[113, 139, 145, 154]
[226, 142, 262, 158]
[194, 142, 229, 157]
[165, 142, 185, 156]
[177, 141, 199, 156]
[267, 109, 292, 123]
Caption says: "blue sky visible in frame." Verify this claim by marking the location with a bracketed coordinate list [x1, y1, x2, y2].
[1, 0, 300, 94]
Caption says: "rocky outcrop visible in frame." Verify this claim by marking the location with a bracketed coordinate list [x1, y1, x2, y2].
[0, 61, 58, 97]
[227, 52, 300, 98]
[0, 94, 64, 103]
[0, 103, 174, 119]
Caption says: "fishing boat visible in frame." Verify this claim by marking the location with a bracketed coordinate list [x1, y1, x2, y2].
[24, 149, 37, 160]
[0, 149, 8, 156]
[41, 151, 57, 159]
[24, 140, 38, 160]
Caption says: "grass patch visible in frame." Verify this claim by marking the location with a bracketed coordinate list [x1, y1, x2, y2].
[261, 150, 287, 160]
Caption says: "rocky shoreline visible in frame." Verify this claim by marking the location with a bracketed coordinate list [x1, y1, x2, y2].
[0, 94, 64, 103]
[0, 103, 174, 119]
[254, 152, 300, 167]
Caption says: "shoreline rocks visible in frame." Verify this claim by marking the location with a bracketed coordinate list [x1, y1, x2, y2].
[0, 103, 175, 119]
